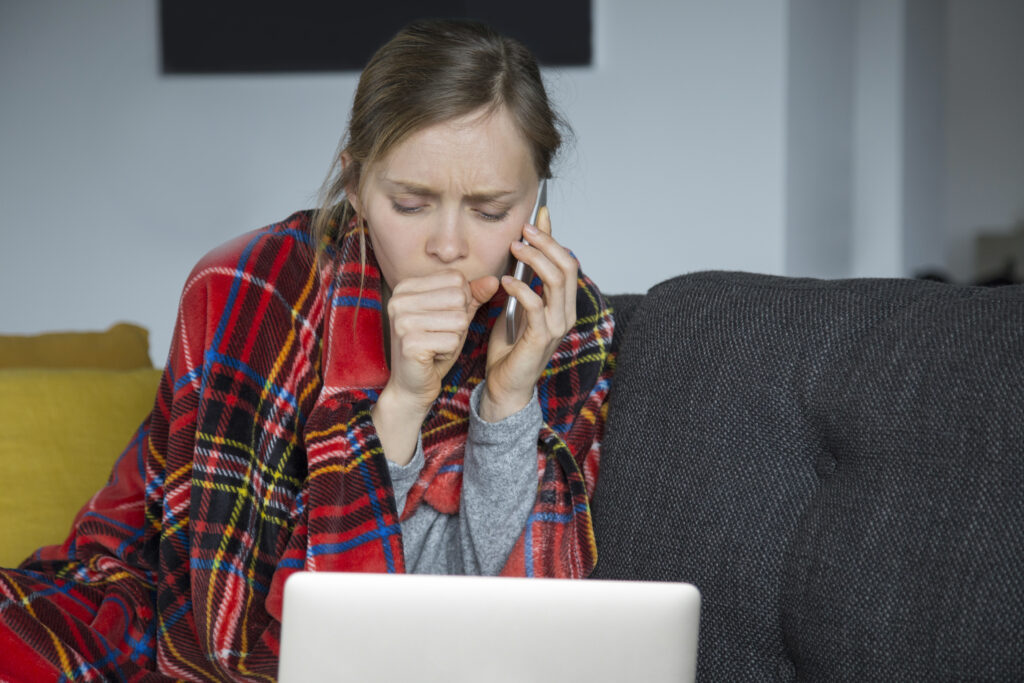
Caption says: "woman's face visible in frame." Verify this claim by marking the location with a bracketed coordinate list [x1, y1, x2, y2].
[348, 106, 540, 291]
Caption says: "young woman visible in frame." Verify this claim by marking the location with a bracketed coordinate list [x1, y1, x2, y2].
[0, 19, 614, 680]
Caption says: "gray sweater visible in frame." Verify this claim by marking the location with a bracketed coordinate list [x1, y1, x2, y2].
[384, 382, 541, 575]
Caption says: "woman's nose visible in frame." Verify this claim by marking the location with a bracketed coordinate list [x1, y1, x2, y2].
[425, 211, 468, 263]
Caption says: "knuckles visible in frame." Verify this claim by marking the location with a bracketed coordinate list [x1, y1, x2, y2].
[400, 331, 461, 360]
[392, 310, 472, 338]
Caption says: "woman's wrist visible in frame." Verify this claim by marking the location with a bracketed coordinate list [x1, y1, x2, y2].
[372, 385, 431, 466]
[479, 382, 534, 423]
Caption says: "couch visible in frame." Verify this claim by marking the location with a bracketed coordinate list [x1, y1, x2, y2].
[593, 271, 1024, 681]
[4, 272, 1022, 680]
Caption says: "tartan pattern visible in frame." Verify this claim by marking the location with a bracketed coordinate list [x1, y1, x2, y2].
[0, 210, 615, 681]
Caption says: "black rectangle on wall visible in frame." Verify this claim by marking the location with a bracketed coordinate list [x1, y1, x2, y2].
[160, 0, 592, 74]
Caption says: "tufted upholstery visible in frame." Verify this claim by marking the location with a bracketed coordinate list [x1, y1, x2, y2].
[593, 272, 1024, 681]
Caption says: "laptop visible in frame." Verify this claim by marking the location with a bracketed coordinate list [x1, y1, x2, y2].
[278, 572, 700, 682]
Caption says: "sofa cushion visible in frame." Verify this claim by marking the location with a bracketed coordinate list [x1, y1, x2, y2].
[0, 367, 162, 567]
[0, 322, 153, 369]
[592, 271, 1024, 681]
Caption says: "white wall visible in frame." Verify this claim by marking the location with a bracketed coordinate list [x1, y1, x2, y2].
[0, 1, 358, 364]
[0, 0, 789, 365]
[5, 1, 1021, 364]
[785, 0, 856, 278]
[851, 0, 910, 277]
[945, 0, 1024, 282]
[786, 0, 946, 280]
[554, 0, 788, 288]
[901, 0, 945, 277]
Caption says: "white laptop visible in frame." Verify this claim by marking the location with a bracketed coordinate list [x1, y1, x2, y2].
[278, 572, 700, 683]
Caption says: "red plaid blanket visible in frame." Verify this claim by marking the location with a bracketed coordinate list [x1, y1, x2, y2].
[0, 211, 615, 681]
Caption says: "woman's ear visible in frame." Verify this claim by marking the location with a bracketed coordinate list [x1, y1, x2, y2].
[341, 151, 363, 215]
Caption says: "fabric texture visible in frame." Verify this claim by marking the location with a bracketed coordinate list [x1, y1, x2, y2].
[594, 272, 1024, 682]
[0, 367, 163, 567]
[0, 322, 153, 369]
[0, 211, 614, 681]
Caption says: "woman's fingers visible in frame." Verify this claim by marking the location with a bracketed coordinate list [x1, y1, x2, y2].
[390, 291, 475, 371]
[532, 209, 577, 313]
[390, 270, 497, 321]
[500, 273, 549, 338]
[468, 275, 500, 311]
[512, 241, 564, 333]
[396, 329, 466, 363]
[511, 231, 577, 333]
[392, 269, 468, 294]
[385, 270, 487, 407]
[391, 309, 473, 338]
[533, 206, 576, 322]
[390, 276, 470, 312]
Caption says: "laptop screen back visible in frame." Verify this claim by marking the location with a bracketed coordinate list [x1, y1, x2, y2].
[279, 572, 700, 683]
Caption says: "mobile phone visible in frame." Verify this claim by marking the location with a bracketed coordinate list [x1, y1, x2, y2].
[504, 179, 548, 344]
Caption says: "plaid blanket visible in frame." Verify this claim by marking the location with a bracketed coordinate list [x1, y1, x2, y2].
[0, 211, 615, 681]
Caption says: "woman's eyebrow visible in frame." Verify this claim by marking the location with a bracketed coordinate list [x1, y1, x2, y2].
[382, 177, 516, 202]
[464, 189, 517, 203]
[383, 178, 436, 197]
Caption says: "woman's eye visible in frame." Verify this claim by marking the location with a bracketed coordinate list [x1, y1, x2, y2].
[477, 209, 509, 222]
[392, 201, 423, 215]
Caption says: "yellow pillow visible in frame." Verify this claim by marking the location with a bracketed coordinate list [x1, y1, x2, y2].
[0, 322, 153, 369]
[0, 367, 162, 567]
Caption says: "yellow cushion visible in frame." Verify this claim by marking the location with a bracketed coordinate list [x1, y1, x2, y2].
[0, 367, 162, 567]
[0, 322, 153, 369]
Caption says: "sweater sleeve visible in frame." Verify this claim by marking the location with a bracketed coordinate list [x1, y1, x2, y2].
[386, 382, 541, 574]
[387, 437, 426, 517]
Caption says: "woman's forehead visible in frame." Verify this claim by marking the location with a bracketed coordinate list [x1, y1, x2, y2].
[373, 107, 536, 192]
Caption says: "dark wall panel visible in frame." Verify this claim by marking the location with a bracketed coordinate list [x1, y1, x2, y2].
[160, 0, 592, 73]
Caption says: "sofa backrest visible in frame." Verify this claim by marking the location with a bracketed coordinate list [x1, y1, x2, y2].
[594, 271, 1024, 681]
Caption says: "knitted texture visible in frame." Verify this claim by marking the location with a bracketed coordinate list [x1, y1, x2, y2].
[0, 211, 614, 681]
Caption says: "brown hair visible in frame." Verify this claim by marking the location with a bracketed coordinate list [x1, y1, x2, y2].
[311, 18, 568, 250]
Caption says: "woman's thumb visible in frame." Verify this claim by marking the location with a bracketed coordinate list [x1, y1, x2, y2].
[468, 275, 500, 316]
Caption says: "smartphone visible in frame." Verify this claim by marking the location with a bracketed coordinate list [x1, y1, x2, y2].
[504, 178, 548, 344]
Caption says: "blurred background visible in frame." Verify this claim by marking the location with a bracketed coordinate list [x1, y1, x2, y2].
[2, 0, 1023, 365]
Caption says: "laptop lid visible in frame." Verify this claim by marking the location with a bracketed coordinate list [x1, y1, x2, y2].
[278, 572, 700, 683]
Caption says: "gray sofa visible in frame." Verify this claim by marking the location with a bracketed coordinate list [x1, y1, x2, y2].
[593, 271, 1024, 681]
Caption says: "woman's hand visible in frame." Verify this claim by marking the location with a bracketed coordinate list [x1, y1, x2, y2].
[373, 270, 498, 464]
[482, 207, 578, 422]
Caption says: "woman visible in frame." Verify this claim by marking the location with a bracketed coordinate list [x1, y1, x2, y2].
[0, 19, 614, 681]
